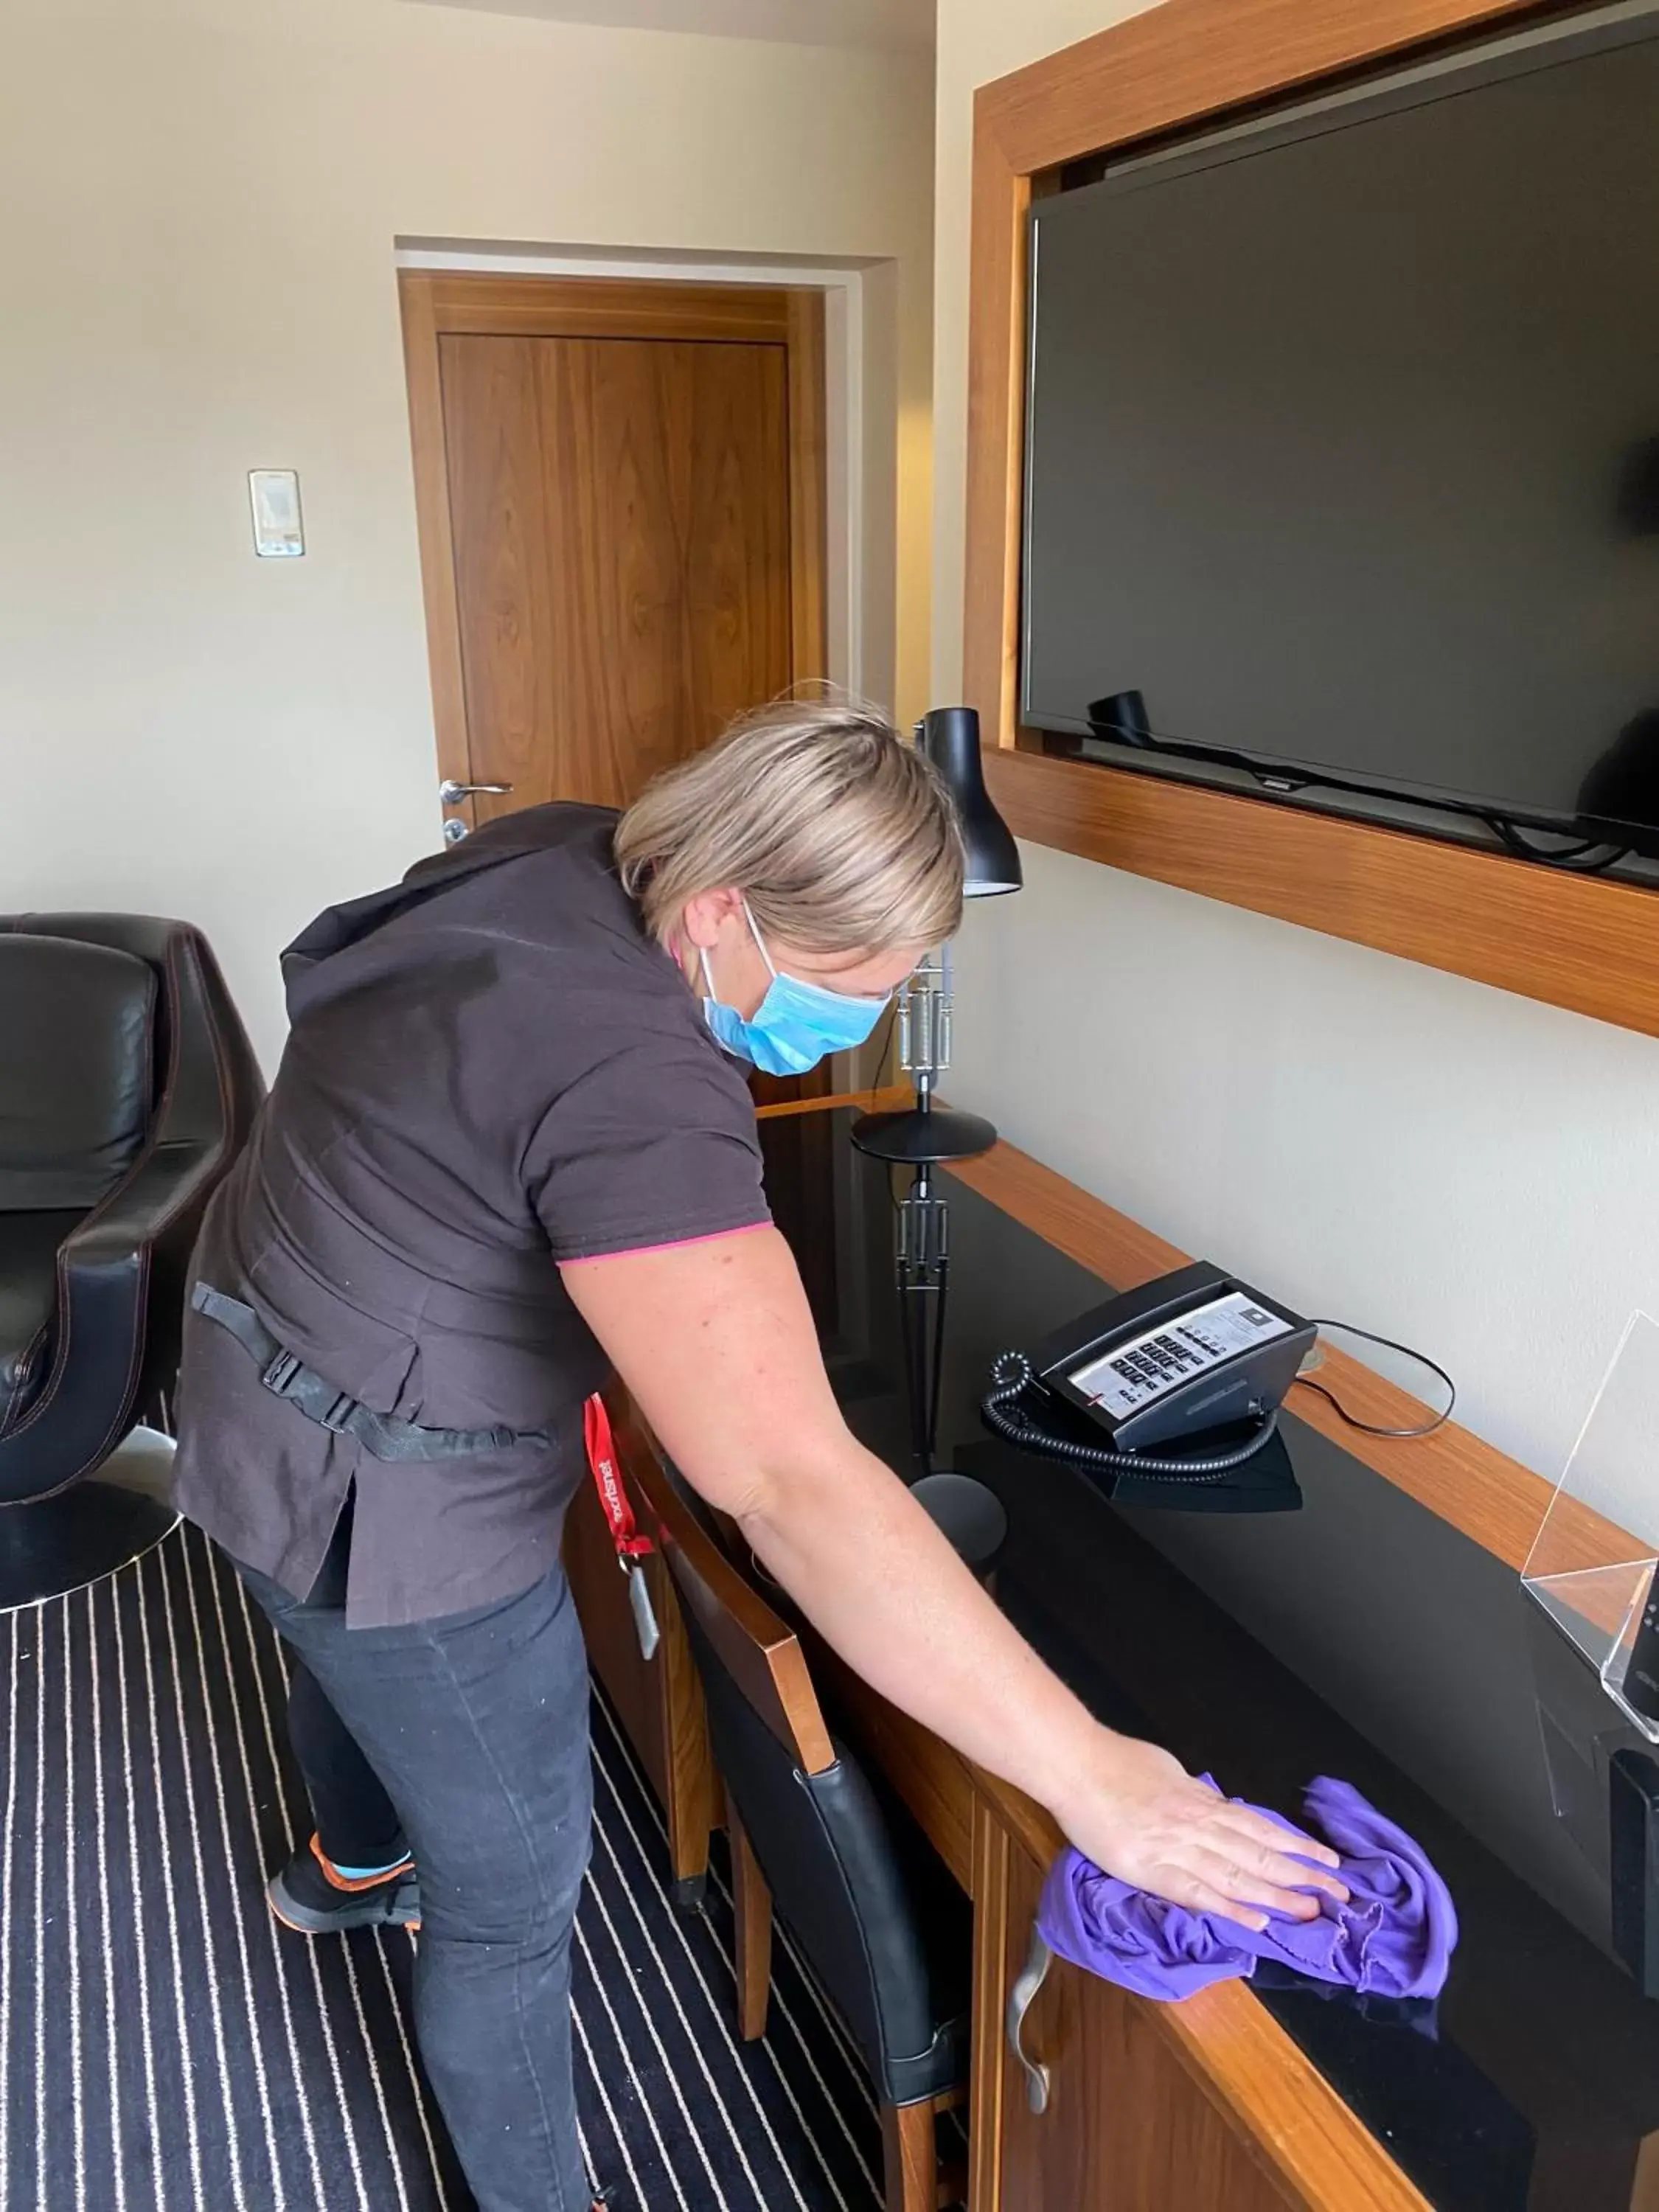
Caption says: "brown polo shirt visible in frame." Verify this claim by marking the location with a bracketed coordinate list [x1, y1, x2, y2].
[172, 804, 770, 1627]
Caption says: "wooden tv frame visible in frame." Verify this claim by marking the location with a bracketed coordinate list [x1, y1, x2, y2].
[964, 0, 1659, 1041]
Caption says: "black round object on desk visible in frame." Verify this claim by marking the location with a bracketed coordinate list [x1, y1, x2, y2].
[909, 1471, 1008, 1576]
[849, 1102, 999, 1163]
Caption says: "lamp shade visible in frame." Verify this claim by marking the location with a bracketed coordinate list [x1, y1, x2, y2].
[918, 707, 1023, 897]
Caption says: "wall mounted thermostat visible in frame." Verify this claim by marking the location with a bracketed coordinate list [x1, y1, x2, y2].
[248, 469, 304, 557]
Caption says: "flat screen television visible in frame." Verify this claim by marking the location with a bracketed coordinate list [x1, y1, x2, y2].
[1021, 3, 1659, 860]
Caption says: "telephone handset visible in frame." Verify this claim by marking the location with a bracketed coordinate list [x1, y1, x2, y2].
[981, 1262, 1316, 1483]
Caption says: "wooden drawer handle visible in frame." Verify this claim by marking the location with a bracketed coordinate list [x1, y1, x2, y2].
[1006, 1929, 1053, 2115]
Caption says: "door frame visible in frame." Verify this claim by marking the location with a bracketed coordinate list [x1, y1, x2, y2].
[397, 270, 828, 834]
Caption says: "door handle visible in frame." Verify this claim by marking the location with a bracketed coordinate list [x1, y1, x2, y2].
[439, 779, 514, 805]
[1006, 1928, 1053, 2115]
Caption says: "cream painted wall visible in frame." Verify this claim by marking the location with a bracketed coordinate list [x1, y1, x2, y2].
[0, 0, 933, 1068]
[934, 0, 1659, 1492]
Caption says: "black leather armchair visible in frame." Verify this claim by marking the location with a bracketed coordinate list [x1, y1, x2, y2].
[0, 916, 264, 1604]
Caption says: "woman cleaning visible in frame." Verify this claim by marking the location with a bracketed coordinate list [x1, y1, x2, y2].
[173, 696, 1343, 2212]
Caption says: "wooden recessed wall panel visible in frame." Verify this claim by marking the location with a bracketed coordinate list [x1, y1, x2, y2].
[962, 0, 1659, 1042]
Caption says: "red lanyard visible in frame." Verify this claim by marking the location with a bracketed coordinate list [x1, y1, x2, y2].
[584, 1394, 654, 1564]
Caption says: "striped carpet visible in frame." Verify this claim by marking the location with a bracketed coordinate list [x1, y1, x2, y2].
[0, 1519, 897, 2211]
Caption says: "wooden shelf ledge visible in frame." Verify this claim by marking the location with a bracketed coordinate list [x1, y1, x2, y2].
[985, 747, 1659, 1040]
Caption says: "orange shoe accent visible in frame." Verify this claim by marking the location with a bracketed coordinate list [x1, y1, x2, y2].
[309, 1832, 415, 1893]
[268, 1893, 310, 1937]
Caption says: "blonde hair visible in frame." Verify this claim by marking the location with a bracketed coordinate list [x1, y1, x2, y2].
[614, 695, 964, 955]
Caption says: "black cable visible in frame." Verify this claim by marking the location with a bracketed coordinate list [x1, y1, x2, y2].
[1078, 714, 1633, 877]
[981, 1351, 1279, 1481]
[1476, 813, 1630, 874]
[1293, 1320, 1456, 1439]
[1483, 818, 1602, 861]
[863, 998, 901, 1108]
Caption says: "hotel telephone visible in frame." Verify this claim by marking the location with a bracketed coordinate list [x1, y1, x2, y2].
[981, 1262, 1317, 1482]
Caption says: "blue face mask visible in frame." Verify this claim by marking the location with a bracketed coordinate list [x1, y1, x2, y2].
[700, 905, 889, 1077]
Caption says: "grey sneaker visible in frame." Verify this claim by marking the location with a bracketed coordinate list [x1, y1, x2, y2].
[268, 1834, 421, 1935]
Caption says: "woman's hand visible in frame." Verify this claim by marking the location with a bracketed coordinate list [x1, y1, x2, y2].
[1055, 1734, 1349, 1933]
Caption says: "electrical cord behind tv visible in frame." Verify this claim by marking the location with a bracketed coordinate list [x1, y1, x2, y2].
[1075, 709, 1634, 876]
[1476, 814, 1630, 874]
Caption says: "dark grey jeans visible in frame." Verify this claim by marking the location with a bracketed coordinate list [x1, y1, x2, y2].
[235, 1519, 594, 2212]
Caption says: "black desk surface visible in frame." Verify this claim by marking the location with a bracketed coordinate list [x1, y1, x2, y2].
[759, 1112, 1659, 2212]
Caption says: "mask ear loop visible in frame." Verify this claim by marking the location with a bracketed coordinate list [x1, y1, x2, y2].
[700, 900, 773, 1009]
[740, 898, 778, 978]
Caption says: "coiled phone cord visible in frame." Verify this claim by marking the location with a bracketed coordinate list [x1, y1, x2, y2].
[981, 1350, 1281, 1482]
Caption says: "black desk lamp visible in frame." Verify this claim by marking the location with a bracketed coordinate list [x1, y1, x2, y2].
[851, 706, 1022, 1164]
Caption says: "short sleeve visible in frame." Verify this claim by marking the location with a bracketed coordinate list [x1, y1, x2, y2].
[526, 1024, 771, 1264]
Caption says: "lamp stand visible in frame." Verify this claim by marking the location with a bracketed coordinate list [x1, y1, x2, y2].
[895, 1162, 949, 1478]
[849, 946, 998, 1164]
[849, 1078, 998, 1164]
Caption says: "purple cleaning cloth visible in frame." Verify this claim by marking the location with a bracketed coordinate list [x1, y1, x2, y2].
[1037, 1775, 1457, 2004]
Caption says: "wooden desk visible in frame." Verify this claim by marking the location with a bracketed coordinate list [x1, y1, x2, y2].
[808, 1649, 1430, 2212]
[565, 1116, 1629, 2212]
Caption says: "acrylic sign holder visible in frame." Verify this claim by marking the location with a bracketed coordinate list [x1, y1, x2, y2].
[1522, 1313, 1659, 1745]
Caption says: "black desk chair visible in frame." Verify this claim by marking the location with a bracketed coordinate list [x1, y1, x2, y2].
[0, 915, 264, 1606]
[628, 1441, 970, 2212]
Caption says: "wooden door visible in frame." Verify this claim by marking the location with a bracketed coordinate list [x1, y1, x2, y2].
[976, 1825, 1297, 2212]
[400, 273, 826, 832]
